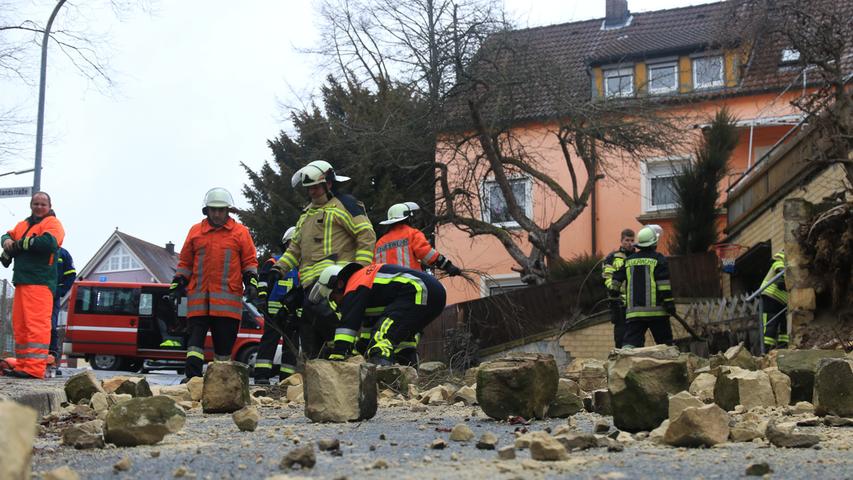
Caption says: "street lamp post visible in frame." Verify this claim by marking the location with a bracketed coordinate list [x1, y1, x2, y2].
[33, 0, 68, 193]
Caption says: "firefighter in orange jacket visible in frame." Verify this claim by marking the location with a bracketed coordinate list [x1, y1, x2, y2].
[171, 188, 259, 380]
[310, 262, 447, 366]
[372, 202, 460, 365]
[1, 192, 65, 379]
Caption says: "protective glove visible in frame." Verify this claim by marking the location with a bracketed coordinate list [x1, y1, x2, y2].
[444, 261, 462, 277]
[436, 255, 462, 276]
[328, 341, 351, 361]
[243, 272, 260, 303]
[168, 276, 188, 308]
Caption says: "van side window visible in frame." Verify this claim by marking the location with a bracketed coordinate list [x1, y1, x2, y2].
[74, 286, 140, 315]
[139, 293, 153, 316]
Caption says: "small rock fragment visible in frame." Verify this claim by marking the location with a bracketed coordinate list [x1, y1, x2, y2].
[173, 466, 189, 478]
[280, 445, 316, 469]
[430, 438, 447, 449]
[497, 445, 516, 460]
[232, 406, 260, 432]
[43, 466, 80, 480]
[766, 419, 820, 448]
[318, 438, 341, 451]
[594, 418, 610, 433]
[745, 462, 772, 476]
[476, 432, 498, 450]
[372, 459, 389, 469]
[113, 457, 132, 472]
[529, 432, 568, 461]
[450, 423, 475, 442]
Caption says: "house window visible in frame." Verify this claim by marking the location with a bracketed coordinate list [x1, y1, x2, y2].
[641, 158, 689, 212]
[647, 62, 678, 94]
[98, 245, 142, 273]
[482, 275, 526, 297]
[780, 48, 800, 64]
[482, 177, 532, 227]
[603, 67, 634, 98]
[692, 56, 724, 89]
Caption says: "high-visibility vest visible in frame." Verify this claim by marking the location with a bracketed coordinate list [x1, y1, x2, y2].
[374, 223, 441, 271]
[761, 251, 787, 304]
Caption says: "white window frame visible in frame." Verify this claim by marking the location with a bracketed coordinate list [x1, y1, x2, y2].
[780, 48, 801, 64]
[603, 67, 634, 98]
[692, 55, 724, 90]
[647, 61, 678, 94]
[480, 274, 526, 297]
[97, 244, 143, 273]
[481, 176, 533, 228]
[640, 156, 690, 212]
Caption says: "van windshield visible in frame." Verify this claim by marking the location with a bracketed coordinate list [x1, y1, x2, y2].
[74, 286, 140, 315]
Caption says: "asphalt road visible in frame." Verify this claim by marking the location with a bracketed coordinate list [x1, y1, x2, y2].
[28, 375, 853, 480]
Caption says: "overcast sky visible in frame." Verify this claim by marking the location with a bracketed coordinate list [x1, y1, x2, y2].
[0, 0, 716, 282]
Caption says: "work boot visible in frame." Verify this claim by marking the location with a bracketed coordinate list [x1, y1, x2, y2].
[394, 348, 419, 368]
[254, 377, 271, 385]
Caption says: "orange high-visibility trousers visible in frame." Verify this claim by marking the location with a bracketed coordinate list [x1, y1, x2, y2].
[12, 284, 53, 378]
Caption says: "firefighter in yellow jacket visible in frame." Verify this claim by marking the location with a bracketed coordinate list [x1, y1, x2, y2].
[270, 160, 376, 358]
[761, 251, 788, 350]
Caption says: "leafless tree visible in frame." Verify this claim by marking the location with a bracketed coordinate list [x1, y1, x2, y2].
[312, 0, 507, 106]
[436, 34, 684, 285]
[0, 0, 151, 161]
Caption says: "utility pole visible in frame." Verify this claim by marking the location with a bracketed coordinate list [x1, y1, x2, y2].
[33, 0, 68, 193]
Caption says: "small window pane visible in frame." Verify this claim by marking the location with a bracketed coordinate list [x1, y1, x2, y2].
[781, 48, 800, 63]
[485, 178, 529, 225]
[649, 64, 677, 93]
[604, 69, 633, 98]
[651, 176, 678, 207]
[139, 293, 153, 316]
[693, 56, 723, 88]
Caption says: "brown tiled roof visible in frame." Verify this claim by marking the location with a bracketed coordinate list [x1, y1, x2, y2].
[441, 0, 853, 128]
[115, 231, 178, 283]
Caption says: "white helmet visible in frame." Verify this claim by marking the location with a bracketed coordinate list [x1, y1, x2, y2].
[635, 226, 659, 248]
[281, 226, 296, 244]
[648, 224, 663, 237]
[290, 160, 351, 188]
[308, 263, 362, 304]
[202, 187, 235, 214]
[379, 202, 420, 225]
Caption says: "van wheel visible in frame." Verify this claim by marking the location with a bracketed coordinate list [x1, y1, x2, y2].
[236, 345, 258, 375]
[91, 354, 122, 371]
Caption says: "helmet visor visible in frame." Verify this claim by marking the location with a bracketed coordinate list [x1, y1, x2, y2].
[308, 282, 331, 304]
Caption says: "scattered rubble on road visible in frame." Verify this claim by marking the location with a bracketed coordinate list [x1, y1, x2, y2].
[9, 344, 853, 478]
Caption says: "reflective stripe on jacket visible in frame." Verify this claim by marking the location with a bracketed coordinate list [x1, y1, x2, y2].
[374, 223, 440, 271]
[611, 249, 673, 320]
[761, 251, 787, 304]
[259, 255, 299, 315]
[274, 193, 376, 286]
[603, 248, 632, 302]
[176, 217, 258, 320]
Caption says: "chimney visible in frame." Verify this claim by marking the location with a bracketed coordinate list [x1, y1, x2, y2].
[165, 242, 175, 255]
[605, 0, 630, 28]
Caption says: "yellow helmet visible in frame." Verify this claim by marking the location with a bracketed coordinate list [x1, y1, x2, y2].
[635, 226, 658, 248]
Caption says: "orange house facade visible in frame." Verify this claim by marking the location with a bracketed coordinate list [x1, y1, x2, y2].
[435, 0, 809, 305]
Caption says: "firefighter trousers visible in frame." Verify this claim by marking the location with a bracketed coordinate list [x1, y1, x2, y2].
[762, 296, 788, 349]
[13, 284, 53, 378]
[610, 303, 627, 349]
[254, 312, 299, 381]
[623, 316, 673, 348]
[370, 274, 446, 359]
[298, 291, 338, 359]
[185, 316, 239, 378]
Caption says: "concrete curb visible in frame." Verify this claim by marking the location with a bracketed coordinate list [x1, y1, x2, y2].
[0, 379, 67, 419]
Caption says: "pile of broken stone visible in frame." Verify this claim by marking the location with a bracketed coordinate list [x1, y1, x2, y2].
[2, 344, 852, 479]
